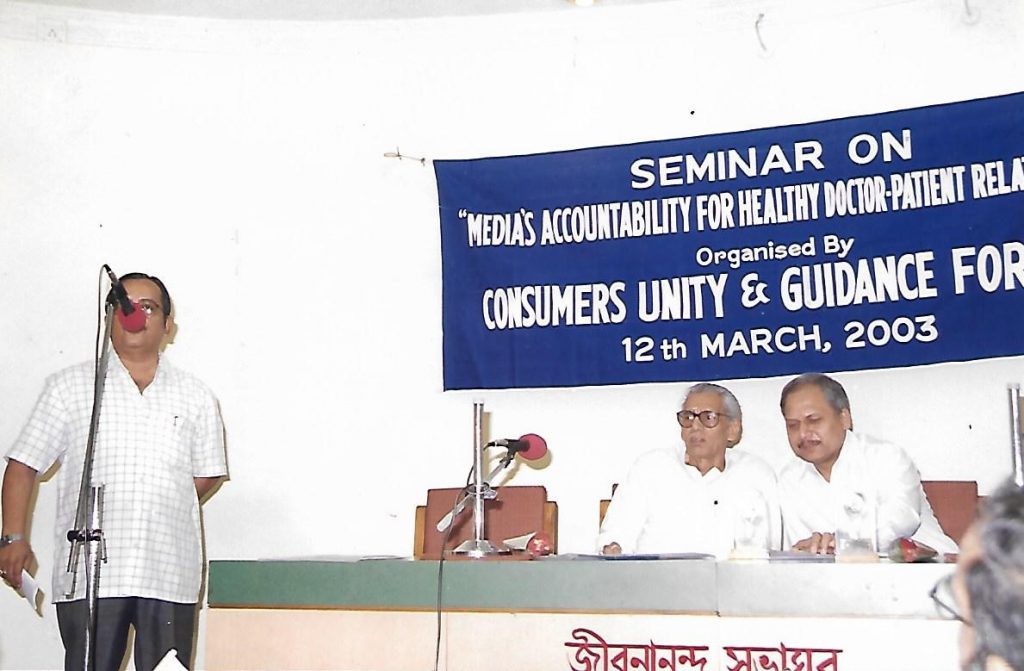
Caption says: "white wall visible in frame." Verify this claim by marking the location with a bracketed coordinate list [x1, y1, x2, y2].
[1, 0, 1022, 668]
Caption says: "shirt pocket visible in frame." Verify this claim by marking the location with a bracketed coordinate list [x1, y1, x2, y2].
[147, 411, 193, 472]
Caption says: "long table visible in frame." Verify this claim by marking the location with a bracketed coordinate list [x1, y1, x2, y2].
[206, 557, 960, 670]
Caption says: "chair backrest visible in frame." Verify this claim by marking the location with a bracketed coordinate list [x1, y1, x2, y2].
[921, 480, 979, 545]
[598, 483, 618, 527]
[414, 485, 557, 559]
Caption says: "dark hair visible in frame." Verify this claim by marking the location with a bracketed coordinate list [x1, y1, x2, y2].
[965, 480, 1024, 671]
[106, 272, 172, 317]
[779, 373, 850, 414]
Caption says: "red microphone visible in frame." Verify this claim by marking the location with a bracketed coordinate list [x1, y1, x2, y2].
[490, 434, 548, 463]
[104, 264, 146, 333]
[117, 303, 148, 333]
[515, 433, 548, 461]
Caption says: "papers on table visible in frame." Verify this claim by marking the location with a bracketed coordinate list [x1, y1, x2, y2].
[502, 532, 537, 551]
[598, 552, 715, 561]
[539, 552, 715, 561]
[257, 554, 411, 562]
[768, 550, 836, 563]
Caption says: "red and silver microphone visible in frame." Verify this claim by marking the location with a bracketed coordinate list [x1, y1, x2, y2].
[116, 303, 147, 333]
[436, 433, 550, 532]
[489, 433, 548, 462]
[489, 433, 548, 468]
[103, 265, 147, 333]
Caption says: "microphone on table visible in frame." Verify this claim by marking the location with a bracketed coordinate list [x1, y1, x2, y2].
[488, 433, 548, 466]
[435, 433, 549, 532]
[103, 265, 147, 333]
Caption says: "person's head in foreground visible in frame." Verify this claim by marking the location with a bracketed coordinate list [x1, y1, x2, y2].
[944, 480, 1024, 671]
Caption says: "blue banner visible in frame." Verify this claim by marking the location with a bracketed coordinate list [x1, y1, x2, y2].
[435, 93, 1024, 390]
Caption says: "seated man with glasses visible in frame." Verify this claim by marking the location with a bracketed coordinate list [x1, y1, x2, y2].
[931, 480, 1024, 671]
[597, 383, 780, 558]
[777, 373, 955, 555]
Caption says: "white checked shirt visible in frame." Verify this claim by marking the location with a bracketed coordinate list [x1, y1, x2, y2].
[6, 355, 227, 603]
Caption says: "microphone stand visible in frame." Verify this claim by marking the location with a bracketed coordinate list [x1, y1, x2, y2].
[1010, 384, 1023, 487]
[436, 453, 516, 533]
[66, 303, 116, 671]
[453, 402, 510, 557]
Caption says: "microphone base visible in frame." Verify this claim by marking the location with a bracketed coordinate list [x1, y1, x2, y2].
[452, 538, 511, 558]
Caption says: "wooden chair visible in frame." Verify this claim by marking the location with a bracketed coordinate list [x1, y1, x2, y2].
[921, 480, 979, 545]
[414, 485, 557, 559]
[598, 483, 618, 527]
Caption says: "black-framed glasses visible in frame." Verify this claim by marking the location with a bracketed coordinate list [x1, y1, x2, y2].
[676, 409, 728, 429]
[929, 573, 971, 625]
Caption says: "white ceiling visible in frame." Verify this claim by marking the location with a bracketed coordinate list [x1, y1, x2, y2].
[12, 0, 672, 21]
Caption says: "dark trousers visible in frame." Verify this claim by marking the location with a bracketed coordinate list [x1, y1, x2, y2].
[56, 597, 197, 671]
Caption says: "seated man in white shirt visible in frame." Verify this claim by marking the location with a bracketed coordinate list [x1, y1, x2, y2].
[778, 373, 956, 555]
[598, 383, 781, 558]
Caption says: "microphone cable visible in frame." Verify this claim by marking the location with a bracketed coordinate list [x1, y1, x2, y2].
[432, 465, 474, 671]
[93, 267, 107, 375]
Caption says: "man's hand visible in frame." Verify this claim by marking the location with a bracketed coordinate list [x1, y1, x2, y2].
[601, 542, 622, 556]
[0, 539, 35, 590]
[2, 459, 39, 590]
[792, 532, 836, 555]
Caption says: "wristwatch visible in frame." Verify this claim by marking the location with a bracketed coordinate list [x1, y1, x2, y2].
[0, 533, 25, 547]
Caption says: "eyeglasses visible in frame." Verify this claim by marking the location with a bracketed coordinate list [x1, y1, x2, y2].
[929, 573, 971, 625]
[127, 299, 163, 317]
[676, 409, 729, 429]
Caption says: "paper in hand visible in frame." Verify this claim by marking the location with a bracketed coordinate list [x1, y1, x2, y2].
[16, 570, 44, 616]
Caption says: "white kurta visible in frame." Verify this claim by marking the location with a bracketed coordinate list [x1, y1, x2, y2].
[777, 430, 957, 553]
[597, 444, 781, 558]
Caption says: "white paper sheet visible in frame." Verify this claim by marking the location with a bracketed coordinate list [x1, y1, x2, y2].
[15, 570, 44, 615]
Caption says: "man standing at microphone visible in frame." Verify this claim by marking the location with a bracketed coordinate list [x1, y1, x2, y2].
[0, 272, 227, 670]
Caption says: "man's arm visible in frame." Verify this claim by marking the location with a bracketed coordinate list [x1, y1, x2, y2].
[873, 445, 926, 549]
[189, 382, 227, 505]
[1, 459, 39, 589]
[598, 489, 637, 555]
[778, 467, 836, 554]
[194, 476, 223, 503]
[596, 464, 650, 555]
